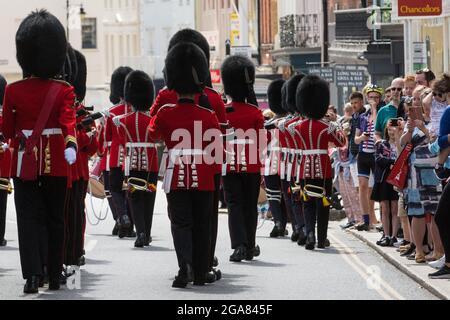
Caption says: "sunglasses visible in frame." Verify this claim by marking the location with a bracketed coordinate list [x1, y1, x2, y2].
[433, 92, 444, 98]
[391, 87, 403, 92]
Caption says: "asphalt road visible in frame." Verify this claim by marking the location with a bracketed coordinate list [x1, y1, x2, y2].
[0, 185, 439, 300]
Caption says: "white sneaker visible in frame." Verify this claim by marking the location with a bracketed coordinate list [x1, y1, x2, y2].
[428, 255, 446, 270]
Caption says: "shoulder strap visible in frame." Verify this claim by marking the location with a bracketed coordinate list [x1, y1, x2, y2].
[26, 83, 64, 152]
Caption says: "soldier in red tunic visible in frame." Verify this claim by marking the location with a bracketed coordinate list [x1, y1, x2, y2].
[149, 42, 221, 288]
[0, 74, 11, 247]
[2, 10, 77, 293]
[105, 68, 136, 239]
[221, 55, 265, 262]
[294, 75, 346, 250]
[151, 29, 225, 280]
[263, 79, 288, 238]
[97, 66, 134, 236]
[115, 70, 158, 248]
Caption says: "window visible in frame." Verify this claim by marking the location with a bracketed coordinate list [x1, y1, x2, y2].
[82, 18, 97, 49]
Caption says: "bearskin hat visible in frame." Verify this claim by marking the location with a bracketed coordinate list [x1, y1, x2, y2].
[221, 55, 256, 103]
[124, 70, 155, 112]
[110, 66, 133, 104]
[286, 74, 305, 113]
[16, 10, 67, 79]
[168, 29, 210, 65]
[0, 74, 7, 105]
[165, 42, 209, 95]
[281, 81, 289, 114]
[296, 75, 330, 120]
[267, 79, 286, 115]
[61, 44, 78, 85]
[72, 50, 87, 102]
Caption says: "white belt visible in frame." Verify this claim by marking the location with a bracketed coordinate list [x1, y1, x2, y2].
[126, 142, 155, 148]
[22, 128, 62, 138]
[169, 149, 206, 157]
[302, 149, 328, 156]
[229, 139, 255, 145]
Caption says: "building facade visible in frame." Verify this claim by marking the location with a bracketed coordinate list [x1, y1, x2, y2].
[259, 0, 278, 66]
[139, 0, 195, 80]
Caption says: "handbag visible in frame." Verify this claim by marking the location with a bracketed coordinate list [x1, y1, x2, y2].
[17, 83, 62, 181]
[386, 143, 413, 190]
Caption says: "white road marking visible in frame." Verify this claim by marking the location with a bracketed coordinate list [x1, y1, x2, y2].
[329, 232, 406, 300]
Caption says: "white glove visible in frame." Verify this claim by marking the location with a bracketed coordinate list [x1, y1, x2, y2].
[65, 147, 77, 165]
[1, 143, 9, 152]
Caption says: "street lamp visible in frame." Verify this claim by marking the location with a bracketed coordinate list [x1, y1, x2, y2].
[66, 0, 87, 41]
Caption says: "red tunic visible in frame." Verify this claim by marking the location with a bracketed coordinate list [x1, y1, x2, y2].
[75, 104, 98, 181]
[149, 100, 221, 192]
[224, 102, 265, 175]
[116, 111, 158, 174]
[2, 78, 77, 178]
[263, 119, 282, 177]
[294, 119, 346, 180]
[151, 87, 228, 130]
[106, 103, 132, 170]
[0, 115, 12, 178]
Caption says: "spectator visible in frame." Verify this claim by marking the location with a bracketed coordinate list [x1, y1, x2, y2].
[384, 87, 392, 105]
[349, 92, 367, 159]
[372, 125, 400, 246]
[404, 75, 417, 98]
[354, 90, 378, 231]
[415, 68, 436, 88]
[375, 78, 405, 141]
[327, 105, 338, 122]
[400, 85, 444, 264]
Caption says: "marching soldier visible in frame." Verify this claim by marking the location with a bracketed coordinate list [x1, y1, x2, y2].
[97, 66, 133, 236]
[151, 29, 225, 280]
[149, 42, 220, 288]
[115, 70, 158, 248]
[2, 10, 77, 293]
[72, 50, 98, 266]
[104, 67, 135, 239]
[221, 55, 265, 262]
[294, 75, 346, 250]
[0, 74, 11, 247]
[264, 79, 288, 238]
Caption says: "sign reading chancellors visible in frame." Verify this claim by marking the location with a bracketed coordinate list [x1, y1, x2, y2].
[398, 0, 442, 17]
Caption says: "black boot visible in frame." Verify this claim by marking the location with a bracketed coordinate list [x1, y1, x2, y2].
[134, 233, 146, 248]
[144, 235, 152, 247]
[297, 228, 307, 246]
[270, 225, 280, 238]
[49, 277, 61, 291]
[245, 245, 261, 261]
[172, 264, 193, 289]
[230, 245, 247, 262]
[112, 222, 119, 236]
[0, 239, 7, 247]
[118, 215, 131, 239]
[317, 239, 331, 249]
[78, 256, 86, 266]
[305, 232, 316, 250]
[23, 276, 39, 294]
[291, 230, 299, 242]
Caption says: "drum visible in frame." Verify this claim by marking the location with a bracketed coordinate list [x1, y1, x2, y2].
[88, 157, 106, 199]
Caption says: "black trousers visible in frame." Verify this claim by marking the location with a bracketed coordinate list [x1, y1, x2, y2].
[109, 168, 129, 222]
[264, 175, 286, 229]
[435, 182, 450, 264]
[209, 174, 220, 269]
[14, 177, 67, 280]
[166, 190, 212, 279]
[281, 180, 303, 231]
[128, 171, 158, 239]
[300, 179, 333, 243]
[223, 173, 260, 250]
[63, 180, 88, 266]
[0, 188, 7, 241]
[103, 170, 118, 221]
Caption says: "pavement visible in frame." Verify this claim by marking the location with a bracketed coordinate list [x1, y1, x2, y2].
[347, 226, 450, 300]
[0, 184, 442, 300]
